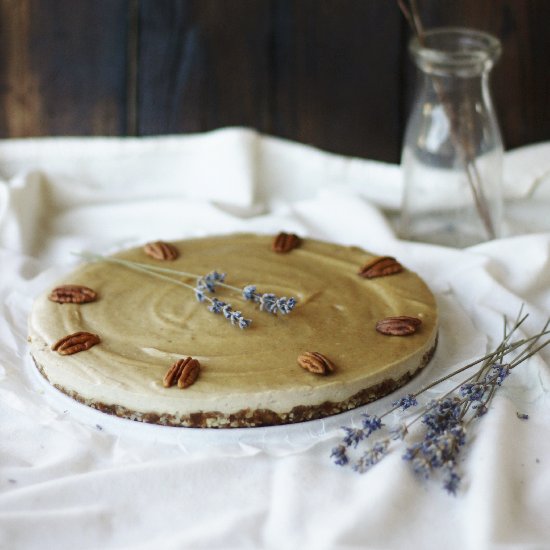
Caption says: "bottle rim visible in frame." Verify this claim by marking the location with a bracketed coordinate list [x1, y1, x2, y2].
[410, 27, 502, 72]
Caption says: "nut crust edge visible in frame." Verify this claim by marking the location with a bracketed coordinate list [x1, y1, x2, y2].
[30, 334, 437, 429]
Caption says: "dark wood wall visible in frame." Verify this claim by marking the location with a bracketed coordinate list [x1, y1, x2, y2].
[0, 0, 548, 163]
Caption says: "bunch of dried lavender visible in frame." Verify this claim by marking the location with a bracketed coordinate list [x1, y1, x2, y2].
[331, 308, 550, 494]
[76, 253, 297, 329]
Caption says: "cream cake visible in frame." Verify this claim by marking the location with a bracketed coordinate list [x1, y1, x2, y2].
[28, 233, 438, 428]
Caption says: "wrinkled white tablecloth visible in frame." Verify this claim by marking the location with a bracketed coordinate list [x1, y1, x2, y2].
[1, 128, 550, 550]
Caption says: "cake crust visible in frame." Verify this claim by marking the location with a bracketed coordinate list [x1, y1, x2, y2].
[32, 338, 437, 428]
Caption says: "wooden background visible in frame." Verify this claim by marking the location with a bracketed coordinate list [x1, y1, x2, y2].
[0, 0, 548, 163]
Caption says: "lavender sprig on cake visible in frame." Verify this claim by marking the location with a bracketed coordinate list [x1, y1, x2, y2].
[242, 285, 297, 315]
[208, 298, 251, 329]
[74, 253, 296, 329]
[196, 271, 226, 294]
[331, 307, 550, 494]
[193, 276, 296, 316]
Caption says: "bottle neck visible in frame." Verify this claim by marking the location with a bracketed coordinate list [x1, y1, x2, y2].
[410, 27, 501, 79]
[416, 70, 490, 101]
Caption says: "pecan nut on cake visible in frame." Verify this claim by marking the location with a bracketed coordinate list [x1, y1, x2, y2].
[28, 233, 438, 428]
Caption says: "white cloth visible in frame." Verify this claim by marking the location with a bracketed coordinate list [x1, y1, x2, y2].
[1, 127, 550, 549]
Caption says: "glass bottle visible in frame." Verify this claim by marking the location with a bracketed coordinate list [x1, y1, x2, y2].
[400, 27, 503, 248]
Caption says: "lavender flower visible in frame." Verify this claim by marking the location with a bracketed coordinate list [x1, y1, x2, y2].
[403, 421, 466, 484]
[221, 304, 250, 329]
[341, 427, 366, 448]
[208, 298, 252, 329]
[276, 296, 297, 315]
[487, 363, 510, 385]
[76, 252, 296, 330]
[242, 285, 257, 301]
[442, 464, 461, 495]
[459, 383, 487, 402]
[361, 414, 383, 435]
[449, 424, 466, 446]
[393, 394, 418, 411]
[353, 441, 389, 473]
[196, 271, 226, 293]
[194, 288, 206, 302]
[242, 285, 297, 315]
[421, 398, 461, 433]
[260, 293, 277, 313]
[410, 456, 432, 478]
[208, 298, 226, 314]
[194, 277, 295, 326]
[330, 445, 349, 466]
[195, 275, 298, 317]
[222, 307, 251, 329]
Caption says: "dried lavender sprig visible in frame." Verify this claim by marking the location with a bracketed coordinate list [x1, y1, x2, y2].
[348, 323, 548, 488]
[338, 413, 384, 451]
[75, 253, 297, 316]
[401, 398, 468, 494]
[330, 445, 349, 466]
[209, 298, 251, 330]
[392, 394, 418, 411]
[353, 440, 389, 474]
[127, 261, 298, 316]
[412, 310, 528, 395]
[75, 252, 251, 329]
[332, 309, 550, 494]
[114, 257, 297, 314]
[391, 308, 538, 404]
[196, 271, 226, 294]
[242, 285, 297, 315]
[397, 329, 546, 434]
[454, 317, 550, 426]
[379, 327, 548, 422]
[389, 330, 550, 437]
[197, 282, 297, 316]
[397, 0, 497, 239]
[339, 355, 509, 467]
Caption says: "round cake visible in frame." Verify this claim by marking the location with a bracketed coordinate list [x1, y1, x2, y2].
[28, 233, 438, 428]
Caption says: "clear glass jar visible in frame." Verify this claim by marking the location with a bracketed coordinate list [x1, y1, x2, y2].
[400, 27, 503, 248]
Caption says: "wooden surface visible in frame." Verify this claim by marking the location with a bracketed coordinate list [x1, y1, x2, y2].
[0, 0, 548, 162]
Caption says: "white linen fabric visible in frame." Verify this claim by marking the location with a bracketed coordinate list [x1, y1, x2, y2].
[1, 127, 550, 550]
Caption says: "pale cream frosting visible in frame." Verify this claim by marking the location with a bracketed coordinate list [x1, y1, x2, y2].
[28, 234, 438, 425]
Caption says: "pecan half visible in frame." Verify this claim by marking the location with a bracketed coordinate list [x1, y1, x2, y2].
[273, 232, 301, 253]
[375, 316, 422, 336]
[163, 357, 201, 389]
[358, 256, 403, 279]
[297, 351, 335, 375]
[144, 241, 179, 261]
[49, 284, 98, 304]
[51, 331, 101, 355]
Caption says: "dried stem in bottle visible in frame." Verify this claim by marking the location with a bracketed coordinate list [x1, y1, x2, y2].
[398, 0, 496, 239]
